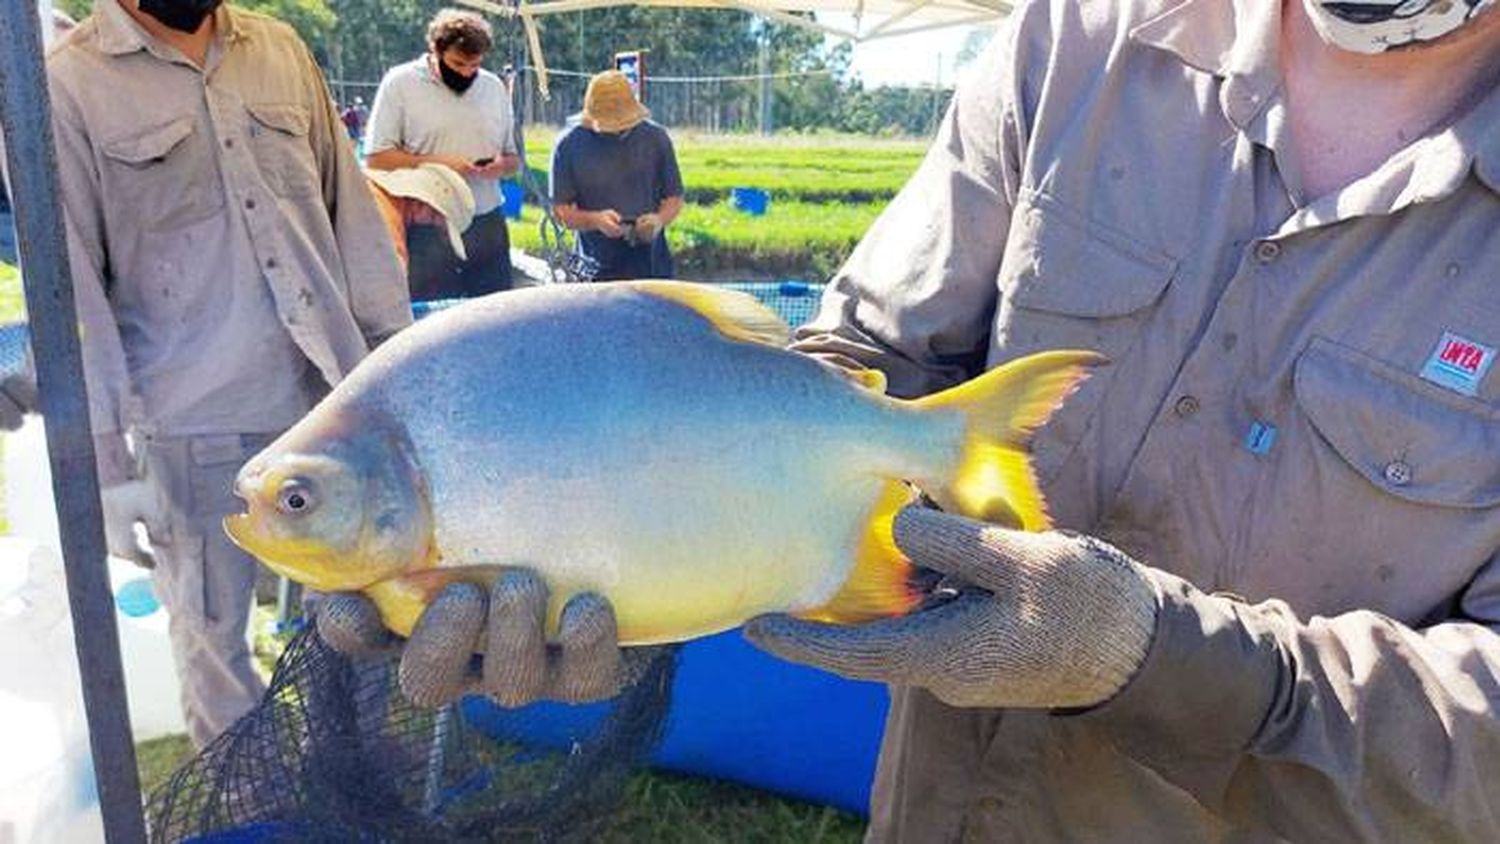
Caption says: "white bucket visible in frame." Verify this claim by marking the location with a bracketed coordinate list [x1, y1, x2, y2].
[3, 416, 187, 741]
[0, 537, 105, 843]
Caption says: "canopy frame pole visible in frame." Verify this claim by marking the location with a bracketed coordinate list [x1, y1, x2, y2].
[0, 1, 146, 841]
[860, 0, 935, 39]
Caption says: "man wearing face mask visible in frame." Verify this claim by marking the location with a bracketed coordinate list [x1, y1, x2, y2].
[365, 9, 520, 301]
[35, 0, 410, 748]
[317, 0, 1500, 839]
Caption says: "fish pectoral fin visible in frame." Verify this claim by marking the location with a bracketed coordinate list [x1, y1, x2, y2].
[366, 569, 485, 639]
[796, 481, 923, 625]
[627, 280, 792, 347]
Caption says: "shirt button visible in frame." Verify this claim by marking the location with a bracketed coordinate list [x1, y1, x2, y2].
[1173, 395, 1200, 417]
[265, 257, 278, 270]
[245, 198, 256, 210]
[1254, 241, 1281, 263]
[1383, 460, 1413, 487]
[224, 138, 234, 149]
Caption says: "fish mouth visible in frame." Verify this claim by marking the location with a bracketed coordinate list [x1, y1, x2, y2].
[222, 512, 321, 588]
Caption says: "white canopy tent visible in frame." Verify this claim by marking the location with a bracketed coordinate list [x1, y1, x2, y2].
[457, 0, 1010, 96]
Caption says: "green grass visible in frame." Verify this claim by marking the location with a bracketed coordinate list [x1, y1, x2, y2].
[520, 129, 923, 204]
[0, 261, 23, 323]
[511, 197, 886, 280]
[136, 733, 194, 795]
[509, 130, 917, 278]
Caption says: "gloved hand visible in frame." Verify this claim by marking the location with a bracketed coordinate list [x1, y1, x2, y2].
[318, 569, 656, 709]
[0, 371, 38, 431]
[746, 507, 1160, 709]
[99, 479, 162, 569]
[633, 213, 664, 243]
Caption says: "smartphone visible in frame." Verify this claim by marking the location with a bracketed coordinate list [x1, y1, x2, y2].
[473, 156, 495, 166]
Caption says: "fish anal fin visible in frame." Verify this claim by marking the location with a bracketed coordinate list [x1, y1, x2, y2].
[951, 441, 1043, 530]
[796, 481, 923, 624]
[628, 280, 792, 347]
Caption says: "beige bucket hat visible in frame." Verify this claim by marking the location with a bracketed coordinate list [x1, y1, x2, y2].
[581, 70, 650, 134]
[365, 163, 476, 259]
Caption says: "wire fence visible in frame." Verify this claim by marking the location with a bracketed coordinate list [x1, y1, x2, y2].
[334, 65, 850, 134]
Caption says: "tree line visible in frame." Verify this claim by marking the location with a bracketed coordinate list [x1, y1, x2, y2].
[57, 0, 977, 136]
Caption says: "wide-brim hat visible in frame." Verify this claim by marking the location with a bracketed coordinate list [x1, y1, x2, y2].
[581, 70, 650, 134]
[365, 163, 476, 259]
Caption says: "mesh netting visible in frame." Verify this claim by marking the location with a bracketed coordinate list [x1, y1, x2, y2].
[146, 621, 677, 843]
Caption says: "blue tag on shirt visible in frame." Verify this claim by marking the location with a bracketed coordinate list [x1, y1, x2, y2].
[1245, 421, 1277, 455]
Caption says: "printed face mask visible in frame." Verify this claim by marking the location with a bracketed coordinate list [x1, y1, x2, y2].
[437, 55, 478, 94]
[1302, 0, 1497, 53]
[137, 0, 221, 33]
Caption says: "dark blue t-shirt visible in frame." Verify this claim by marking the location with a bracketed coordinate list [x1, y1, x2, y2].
[550, 120, 683, 217]
[550, 121, 684, 280]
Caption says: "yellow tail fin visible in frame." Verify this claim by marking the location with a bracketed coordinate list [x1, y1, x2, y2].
[909, 350, 1105, 531]
[796, 480, 923, 624]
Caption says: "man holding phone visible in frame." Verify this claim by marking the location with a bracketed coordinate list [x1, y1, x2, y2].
[366, 8, 519, 299]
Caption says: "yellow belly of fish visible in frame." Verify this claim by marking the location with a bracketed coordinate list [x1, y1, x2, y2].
[365, 478, 890, 646]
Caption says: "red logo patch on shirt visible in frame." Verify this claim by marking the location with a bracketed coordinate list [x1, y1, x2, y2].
[1421, 332, 1496, 397]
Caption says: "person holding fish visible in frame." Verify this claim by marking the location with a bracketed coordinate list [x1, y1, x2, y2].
[292, 0, 1500, 838]
[41, 0, 410, 748]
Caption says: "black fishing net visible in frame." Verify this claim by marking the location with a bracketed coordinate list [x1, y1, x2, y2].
[145, 620, 677, 843]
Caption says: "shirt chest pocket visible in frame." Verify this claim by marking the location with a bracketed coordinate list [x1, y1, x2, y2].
[1267, 337, 1500, 617]
[245, 102, 320, 200]
[1296, 337, 1500, 509]
[994, 191, 1178, 478]
[100, 117, 223, 230]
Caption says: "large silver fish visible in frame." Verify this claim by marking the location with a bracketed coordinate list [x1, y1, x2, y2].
[225, 281, 1100, 645]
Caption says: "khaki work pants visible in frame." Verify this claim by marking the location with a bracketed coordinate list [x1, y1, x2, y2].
[141, 433, 277, 748]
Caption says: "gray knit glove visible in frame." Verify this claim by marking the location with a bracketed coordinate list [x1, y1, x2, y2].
[745, 507, 1160, 709]
[317, 570, 656, 709]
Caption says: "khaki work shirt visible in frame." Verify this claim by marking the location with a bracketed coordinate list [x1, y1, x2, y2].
[796, 0, 1500, 840]
[44, 0, 410, 480]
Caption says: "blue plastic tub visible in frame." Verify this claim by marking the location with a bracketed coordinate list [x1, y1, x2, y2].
[463, 631, 888, 815]
[730, 187, 770, 216]
[500, 181, 525, 220]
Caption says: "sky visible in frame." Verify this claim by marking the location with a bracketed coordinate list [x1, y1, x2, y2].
[821, 16, 993, 88]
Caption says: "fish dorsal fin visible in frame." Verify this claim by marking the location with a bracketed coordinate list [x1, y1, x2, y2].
[795, 480, 923, 624]
[629, 280, 792, 347]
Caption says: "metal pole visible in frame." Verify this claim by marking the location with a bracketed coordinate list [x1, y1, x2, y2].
[0, 2, 147, 842]
[756, 24, 772, 135]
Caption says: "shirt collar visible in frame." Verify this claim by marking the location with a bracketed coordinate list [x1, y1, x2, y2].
[94, 0, 242, 59]
[1130, 0, 1282, 132]
[1466, 85, 1500, 194]
[1131, 0, 1500, 198]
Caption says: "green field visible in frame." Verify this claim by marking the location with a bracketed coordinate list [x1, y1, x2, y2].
[522, 130, 924, 204]
[513, 130, 922, 279]
[0, 261, 24, 322]
[510, 196, 887, 281]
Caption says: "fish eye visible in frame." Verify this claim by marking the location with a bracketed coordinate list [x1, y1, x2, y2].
[276, 479, 317, 516]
